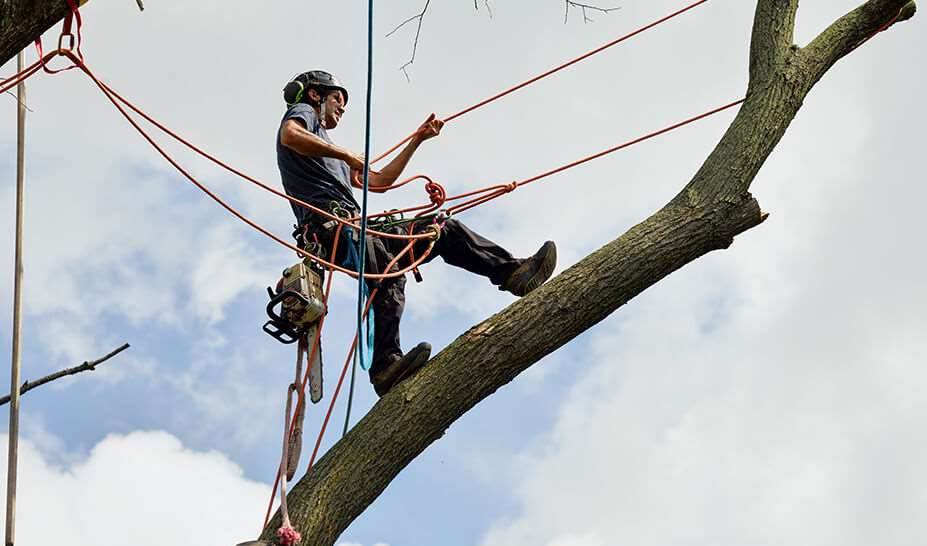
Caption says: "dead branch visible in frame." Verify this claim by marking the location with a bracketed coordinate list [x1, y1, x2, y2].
[0, 343, 131, 406]
[386, 0, 432, 81]
[4, 90, 33, 112]
[565, 1, 621, 24]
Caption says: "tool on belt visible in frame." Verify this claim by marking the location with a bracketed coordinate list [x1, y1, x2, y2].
[264, 258, 327, 344]
[263, 258, 326, 404]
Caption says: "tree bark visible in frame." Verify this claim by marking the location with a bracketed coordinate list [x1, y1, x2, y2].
[0, 0, 86, 66]
[259, 1, 917, 544]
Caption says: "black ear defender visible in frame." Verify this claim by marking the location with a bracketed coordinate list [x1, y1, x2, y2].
[283, 77, 306, 106]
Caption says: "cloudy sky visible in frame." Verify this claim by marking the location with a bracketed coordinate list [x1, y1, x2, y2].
[1, 1, 925, 545]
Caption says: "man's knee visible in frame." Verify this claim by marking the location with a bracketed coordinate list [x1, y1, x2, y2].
[442, 217, 464, 233]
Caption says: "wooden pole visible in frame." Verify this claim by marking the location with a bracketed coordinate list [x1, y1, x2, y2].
[5, 49, 27, 546]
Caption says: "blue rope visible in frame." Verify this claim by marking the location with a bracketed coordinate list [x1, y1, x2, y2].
[344, 0, 375, 436]
[341, 227, 374, 371]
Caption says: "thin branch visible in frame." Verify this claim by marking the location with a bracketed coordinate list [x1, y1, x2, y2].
[4, 90, 33, 112]
[386, 0, 431, 81]
[476, 0, 493, 18]
[0, 343, 131, 406]
[800, 0, 915, 85]
[565, 1, 621, 24]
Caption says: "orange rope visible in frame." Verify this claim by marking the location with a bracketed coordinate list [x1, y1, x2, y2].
[60, 50, 438, 280]
[92, 79, 436, 242]
[445, 99, 747, 215]
[262, 228, 340, 528]
[372, 0, 710, 165]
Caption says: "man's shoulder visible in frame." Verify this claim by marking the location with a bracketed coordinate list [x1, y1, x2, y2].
[282, 103, 318, 128]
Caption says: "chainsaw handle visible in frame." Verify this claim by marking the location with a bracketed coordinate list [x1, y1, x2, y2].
[262, 320, 301, 344]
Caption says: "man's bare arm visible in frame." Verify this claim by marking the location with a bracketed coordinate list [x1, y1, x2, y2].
[360, 114, 445, 191]
[280, 119, 366, 170]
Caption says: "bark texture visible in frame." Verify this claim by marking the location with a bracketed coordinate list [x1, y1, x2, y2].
[0, 0, 85, 66]
[259, 1, 916, 544]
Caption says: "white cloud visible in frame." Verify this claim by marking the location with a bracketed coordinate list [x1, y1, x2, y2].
[0, 430, 270, 546]
[480, 262, 927, 546]
[189, 224, 274, 324]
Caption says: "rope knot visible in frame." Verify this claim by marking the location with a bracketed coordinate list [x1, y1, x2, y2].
[425, 181, 447, 206]
[504, 181, 517, 193]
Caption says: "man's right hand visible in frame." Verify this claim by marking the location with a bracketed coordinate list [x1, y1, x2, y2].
[341, 151, 367, 171]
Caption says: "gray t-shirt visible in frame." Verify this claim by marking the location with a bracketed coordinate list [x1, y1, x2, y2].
[277, 103, 360, 226]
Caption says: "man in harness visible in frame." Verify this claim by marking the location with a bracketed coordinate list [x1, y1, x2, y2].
[277, 70, 557, 397]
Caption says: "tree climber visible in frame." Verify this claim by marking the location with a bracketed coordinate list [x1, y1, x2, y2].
[276, 70, 557, 397]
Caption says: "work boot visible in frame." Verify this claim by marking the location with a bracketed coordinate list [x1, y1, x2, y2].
[371, 342, 432, 397]
[500, 241, 557, 297]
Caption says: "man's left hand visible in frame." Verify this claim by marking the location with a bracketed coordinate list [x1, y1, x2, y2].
[413, 113, 445, 143]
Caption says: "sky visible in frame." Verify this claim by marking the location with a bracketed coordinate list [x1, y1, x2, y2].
[1, 1, 925, 545]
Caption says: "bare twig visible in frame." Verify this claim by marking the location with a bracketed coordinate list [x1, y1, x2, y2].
[565, 1, 621, 24]
[386, 0, 432, 81]
[4, 90, 32, 112]
[0, 343, 131, 406]
[476, 0, 493, 18]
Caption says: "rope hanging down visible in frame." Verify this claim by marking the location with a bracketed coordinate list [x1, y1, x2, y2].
[345, 0, 378, 439]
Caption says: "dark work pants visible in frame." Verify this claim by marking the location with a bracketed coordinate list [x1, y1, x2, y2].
[305, 218, 522, 376]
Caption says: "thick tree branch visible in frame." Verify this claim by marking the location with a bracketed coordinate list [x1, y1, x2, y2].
[254, 1, 918, 544]
[800, 0, 916, 85]
[0, 343, 130, 406]
[0, 0, 88, 66]
[749, 0, 799, 86]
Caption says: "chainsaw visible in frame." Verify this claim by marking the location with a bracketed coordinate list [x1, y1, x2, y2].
[263, 258, 327, 344]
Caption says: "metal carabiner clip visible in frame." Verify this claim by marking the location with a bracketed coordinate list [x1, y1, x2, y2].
[57, 33, 76, 53]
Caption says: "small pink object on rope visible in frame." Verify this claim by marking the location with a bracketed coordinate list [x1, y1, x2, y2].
[274, 342, 304, 545]
[275, 526, 302, 546]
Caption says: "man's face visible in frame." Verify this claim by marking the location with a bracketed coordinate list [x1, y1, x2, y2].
[320, 90, 346, 129]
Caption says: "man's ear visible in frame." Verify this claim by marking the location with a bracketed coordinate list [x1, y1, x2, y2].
[307, 88, 321, 103]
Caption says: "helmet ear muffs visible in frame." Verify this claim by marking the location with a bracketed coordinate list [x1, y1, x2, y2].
[283, 80, 305, 106]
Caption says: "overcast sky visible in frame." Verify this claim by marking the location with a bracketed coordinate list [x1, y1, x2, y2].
[1, 1, 925, 545]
